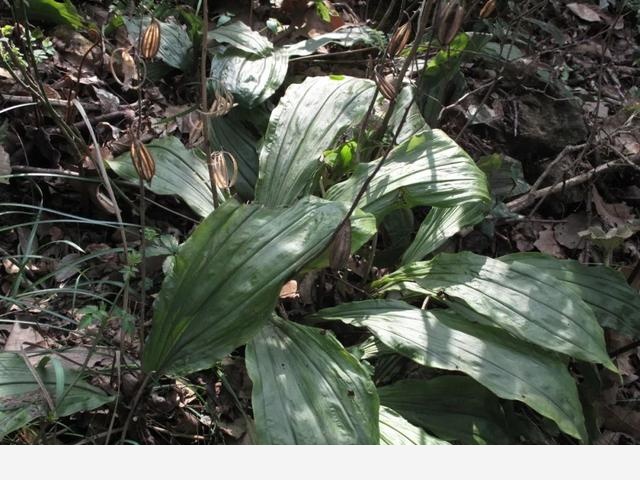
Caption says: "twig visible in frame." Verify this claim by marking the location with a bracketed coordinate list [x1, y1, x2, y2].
[0, 95, 100, 111]
[506, 155, 640, 213]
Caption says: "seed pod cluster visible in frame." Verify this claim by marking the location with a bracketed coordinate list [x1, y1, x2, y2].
[140, 19, 161, 59]
[375, 69, 397, 101]
[437, 0, 465, 47]
[130, 139, 156, 182]
[479, 0, 497, 19]
[387, 21, 412, 58]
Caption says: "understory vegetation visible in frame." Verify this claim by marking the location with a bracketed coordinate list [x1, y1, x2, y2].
[0, 0, 639, 444]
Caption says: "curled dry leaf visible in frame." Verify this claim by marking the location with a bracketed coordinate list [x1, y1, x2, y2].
[279, 280, 299, 299]
[209, 84, 235, 117]
[110, 48, 144, 91]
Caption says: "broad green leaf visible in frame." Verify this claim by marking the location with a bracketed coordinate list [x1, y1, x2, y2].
[125, 17, 193, 71]
[379, 406, 449, 445]
[379, 377, 510, 444]
[501, 253, 640, 339]
[143, 197, 346, 375]
[283, 26, 382, 57]
[210, 48, 289, 107]
[314, 299, 588, 441]
[209, 21, 273, 56]
[0, 352, 112, 439]
[477, 154, 530, 200]
[208, 107, 261, 200]
[325, 129, 491, 219]
[387, 85, 429, 145]
[375, 252, 615, 370]
[255, 76, 376, 207]
[246, 316, 379, 445]
[402, 203, 488, 264]
[106, 136, 220, 218]
[20, 0, 85, 28]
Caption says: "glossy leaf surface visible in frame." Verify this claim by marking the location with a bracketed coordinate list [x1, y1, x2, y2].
[246, 316, 379, 444]
[375, 252, 614, 369]
[255, 76, 375, 207]
[315, 299, 588, 441]
[143, 197, 346, 375]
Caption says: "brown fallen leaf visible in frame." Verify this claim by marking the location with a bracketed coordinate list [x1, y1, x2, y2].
[534, 227, 565, 258]
[554, 213, 588, 249]
[3, 325, 46, 352]
[592, 187, 634, 228]
[279, 279, 299, 299]
[567, 3, 602, 23]
[602, 405, 640, 440]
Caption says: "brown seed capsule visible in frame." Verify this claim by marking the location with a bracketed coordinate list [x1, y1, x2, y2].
[140, 19, 161, 59]
[209, 151, 238, 189]
[479, 0, 496, 18]
[437, 0, 465, 47]
[375, 69, 397, 101]
[329, 221, 352, 270]
[130, 139, 156, 182]
[209, 84, 235, 117]
[387, 21, 412, 58]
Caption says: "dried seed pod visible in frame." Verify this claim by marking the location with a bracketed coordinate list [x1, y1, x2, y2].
[209, 151, 238, 189]
[329, 221, 352, 270]
[437, 0, 465, 47]
[140, 19, 161, 59]
[479, 0, 496, 18]
[375, 69, 397, 101]
[209, 84, 235, 117]
[387, 21, 412, 58]
[130, 139, 156, 182]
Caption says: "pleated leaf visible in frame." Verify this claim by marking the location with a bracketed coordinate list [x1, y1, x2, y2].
[501, 253, 640, 339]
[283, 26, 381, 57]
[255, 76, 376, 207]
[0, 352, 112, 439]
[379, 377, 510, 445]
[325, 129, 491, 219]
[210, 21, 273, 56]
[245, 316, 379, 445]
[210, 48, 289, 107]
[402, 203, 488, 264]
[107, 136, 220, 218]
[314, 299, 588, 441]
[142, 197, 346, 375]
[375, 252, 614, 370]
[379, 406, 449, 445]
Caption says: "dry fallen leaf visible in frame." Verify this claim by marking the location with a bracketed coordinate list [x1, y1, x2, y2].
[592, 187, 634, 228]
[279, 279, 299, 299]
[554, 213, 588, 249]
[534, 227, 565, 258]
[567, 3, 602, 23]
[3, 325, 45, 352]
